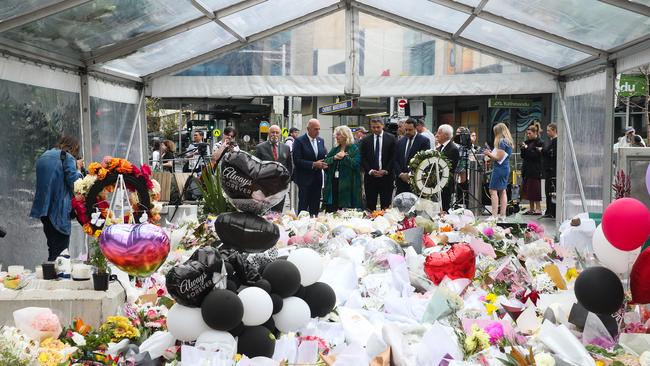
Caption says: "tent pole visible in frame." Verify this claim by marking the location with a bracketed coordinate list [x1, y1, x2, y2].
[125, 90, 145, 160]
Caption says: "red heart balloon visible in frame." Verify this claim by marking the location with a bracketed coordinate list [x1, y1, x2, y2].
[631, 248, 650, 304]
[424, 243, 476, 285]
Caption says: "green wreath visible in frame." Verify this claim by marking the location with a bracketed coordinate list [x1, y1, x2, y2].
[408, 150, 451, 198]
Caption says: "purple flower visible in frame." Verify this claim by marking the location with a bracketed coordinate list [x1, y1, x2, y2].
[483, 227, 494, 238]
[483, 322, 504, 344]
[588, 336, 615, 349]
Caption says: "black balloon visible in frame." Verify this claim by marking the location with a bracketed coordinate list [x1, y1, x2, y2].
[201, 289, 244, 331]
[215, 212, 280, 253]
[226, 280, 238, 292]
[574, 266, 624, 315]
[236, 326, 276, 358]
[189, 246, 223, 273]
[230, 322, 245, 337]
[222, 249, 262, 285]
[294, 285, 306, 298]
[220, 151, 291, 214]
[270, 293, 283, 314]
[262, 260, 301, 297]
[165, 260, 214, 307]
[301, 282, 336, 317]
[255, 279, 272, 294]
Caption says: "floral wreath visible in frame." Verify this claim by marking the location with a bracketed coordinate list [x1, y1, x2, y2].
[72, 157, 161, 237]
[408, 150, 451, 198]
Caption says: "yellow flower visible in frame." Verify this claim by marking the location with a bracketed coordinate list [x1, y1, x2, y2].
[595, 360, 606, 366]
[234, 354, 242, 362]
[88, 162, 102, 175]
[93, 230, 102, 237]
[37, 349, 64, 366]
[565, 267, 579, 281]
[98, 168, 109, 180]
[484, 293, 497, 303]
[464, 325, 491, 354]
[485, 303, 498, 315]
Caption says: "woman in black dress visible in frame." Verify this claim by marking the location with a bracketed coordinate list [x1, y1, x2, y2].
[520, 122, 543, 215]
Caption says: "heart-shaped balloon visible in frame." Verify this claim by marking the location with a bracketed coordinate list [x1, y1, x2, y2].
[220, 151, 290, 214]
[214, 212, 280, 253]
[166, 260, 216, 307]
[424, 243, 476, 285]
[99, 223, 170, 277]
[631, 249, 650, 304]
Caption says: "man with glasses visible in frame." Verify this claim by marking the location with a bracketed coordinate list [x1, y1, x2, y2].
[256, 125, 293, 212]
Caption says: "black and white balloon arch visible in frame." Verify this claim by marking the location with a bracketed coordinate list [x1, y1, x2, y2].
[408, 150, 451, 198]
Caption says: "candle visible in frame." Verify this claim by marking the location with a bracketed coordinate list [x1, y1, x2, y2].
[8, 265, 24, 276]
[35, 266, 43, 279]
[71, 264, 91, 280]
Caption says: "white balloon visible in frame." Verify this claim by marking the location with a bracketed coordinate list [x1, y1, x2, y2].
[288, 248, 323, 286]
[167, 303, 211, 342]
[238, 287, 273, 326]
[196, 329, 237, 358]
[593, 224, 641, 274]
[273, 296, 311, 333]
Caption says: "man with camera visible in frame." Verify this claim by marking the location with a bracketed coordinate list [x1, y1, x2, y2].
[186, 131, 211, 172]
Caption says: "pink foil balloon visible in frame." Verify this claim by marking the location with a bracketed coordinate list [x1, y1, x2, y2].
[99, 224, 170, 277]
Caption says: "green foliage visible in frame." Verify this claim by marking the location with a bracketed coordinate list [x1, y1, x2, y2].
[198, 166, 233, 218]
[160, 114, 180, 140]
[89, 238, 108, 274]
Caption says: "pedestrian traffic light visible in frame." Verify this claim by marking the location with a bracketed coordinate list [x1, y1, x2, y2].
[186, 120, 192, 131]
[208, 119, 215, 130]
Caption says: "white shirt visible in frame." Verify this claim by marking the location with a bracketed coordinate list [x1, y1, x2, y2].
[372, 133, 383, 172]
[310, 137, 319, 157]
[151, 150, 160, 171]
[420, 130, 436, 147]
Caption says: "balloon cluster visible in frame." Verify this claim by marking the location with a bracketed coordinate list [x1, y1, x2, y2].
[165, 247, 335, 358]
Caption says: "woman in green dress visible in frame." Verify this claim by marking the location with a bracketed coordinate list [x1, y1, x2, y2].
[323, 125, 362, 212]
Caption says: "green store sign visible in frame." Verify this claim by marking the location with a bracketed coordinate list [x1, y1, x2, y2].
[619, 74, 647, 97]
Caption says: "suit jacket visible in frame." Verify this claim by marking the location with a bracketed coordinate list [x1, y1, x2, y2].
[255, 140, 293, 176]
[360, 132, 397, 178]
[292, 133, 328, 187]
[542, 137, 557, 178]
[394, 134, 431, 192]
[440, 140, 460, 176]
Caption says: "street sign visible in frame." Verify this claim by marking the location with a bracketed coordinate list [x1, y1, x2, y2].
[318, 99, 354, 115]
[243, 135, 251, 142]
[619, 74, 647, 97]
[282, 128, 289, 137]
[213, 129, 221, 137]
[488, 98, 533, 108]
[397, 99, 407, 117]
[259, 121, 270, 133]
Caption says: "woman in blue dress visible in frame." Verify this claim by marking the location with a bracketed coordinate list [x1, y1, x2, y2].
[483, 123, 513, 220]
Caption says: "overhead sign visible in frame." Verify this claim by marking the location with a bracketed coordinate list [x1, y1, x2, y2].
[282, 128, 289, 137]
[213, 129, 221, 137]
[488, 98, 533, 108]
[397, 98, 407, 118]
[619, 74, 647, 97]
[259, 121, 270, 133]
[318, 99, 354, 115]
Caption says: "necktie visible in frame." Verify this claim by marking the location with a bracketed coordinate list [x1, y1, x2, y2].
[272, 143, 278, 161]
[312, 139, 318, 157]
[437, 143, 443, 152]
[405, 138, 412, 160]
[374, 135, 380, 170]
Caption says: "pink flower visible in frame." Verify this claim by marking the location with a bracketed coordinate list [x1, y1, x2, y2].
[483, 322, 504, 344]
[33, 312, 61, 333]
[140, 164, 152, 177]
[527, 221, 544, 235]
[482, 227, 494, 238]
[146, 309, 157, 319]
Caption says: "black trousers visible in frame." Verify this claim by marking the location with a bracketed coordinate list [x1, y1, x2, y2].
[545, 176, 556, 217]
[441, 186, 453, 213]
[41, 216, 70, 261]
[298, 178, 322, 216]
[326, 177, 339, 213]
[364, 175, 394, 211]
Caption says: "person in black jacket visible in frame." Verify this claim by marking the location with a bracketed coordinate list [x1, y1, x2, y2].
[520, 122, 544, 215]
[394, 118, 431, 195]
[360, 118, 396, 211]
[435, 124, 460, 213]
[542, 123, 557, 218]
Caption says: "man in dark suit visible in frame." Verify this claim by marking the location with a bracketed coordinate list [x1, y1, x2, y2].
[542, 122, 557, 218]
[255, 124, 293, 213]
[292, 119, 328, 216]
[435, 124, 460, 212]
[361, 118, 396, 211]
[394, 118, 431, 195]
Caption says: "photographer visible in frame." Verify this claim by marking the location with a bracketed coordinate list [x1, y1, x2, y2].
[30, 136, 84, 261]
[454, 127, 473, 206]
[186, 131, 211, 172]
[212, 127, 239, 167]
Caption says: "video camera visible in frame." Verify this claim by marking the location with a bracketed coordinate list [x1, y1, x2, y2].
[194, 142, 209, 156]
[453, 132, 472, 148]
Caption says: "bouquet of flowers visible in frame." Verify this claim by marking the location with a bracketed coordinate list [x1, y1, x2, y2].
[124, 303, 168, 340]
[0, 326, 38, 366]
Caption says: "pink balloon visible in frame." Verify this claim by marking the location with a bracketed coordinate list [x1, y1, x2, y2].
[602, 198, 650, 251]
[99, 223, 170, 277]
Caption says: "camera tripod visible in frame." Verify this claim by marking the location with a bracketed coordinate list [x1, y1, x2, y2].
[451, 146, 492, 216]
[170, 147, 211, 221]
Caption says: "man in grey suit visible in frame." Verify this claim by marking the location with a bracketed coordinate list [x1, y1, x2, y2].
[255, 124, 293, 213]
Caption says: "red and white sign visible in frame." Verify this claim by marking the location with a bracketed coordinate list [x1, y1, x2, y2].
[397, 99, 407, 117]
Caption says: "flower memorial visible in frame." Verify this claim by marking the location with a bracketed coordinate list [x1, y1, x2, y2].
[72, 156, 162, 237]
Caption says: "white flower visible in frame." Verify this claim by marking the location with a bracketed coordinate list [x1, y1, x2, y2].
[73, 175, 97, 196]
[535, 273, 555, 293]
[534, 352, 556, 366]
[640, 351, 650, 366]
[151, 179, 161, 196]
[71, 332, 86, 346]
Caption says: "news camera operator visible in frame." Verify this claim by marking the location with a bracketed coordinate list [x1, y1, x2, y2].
[453, 127, 480, 207]
[211, 127, 239, 168]
[184, 131, 211, 172]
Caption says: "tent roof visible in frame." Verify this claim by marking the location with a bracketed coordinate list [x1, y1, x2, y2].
[0, 0, 649, 82]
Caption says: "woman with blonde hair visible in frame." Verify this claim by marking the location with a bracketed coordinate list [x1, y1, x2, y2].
[323, 125, 362, 211]
[483, 123, 513, 219]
